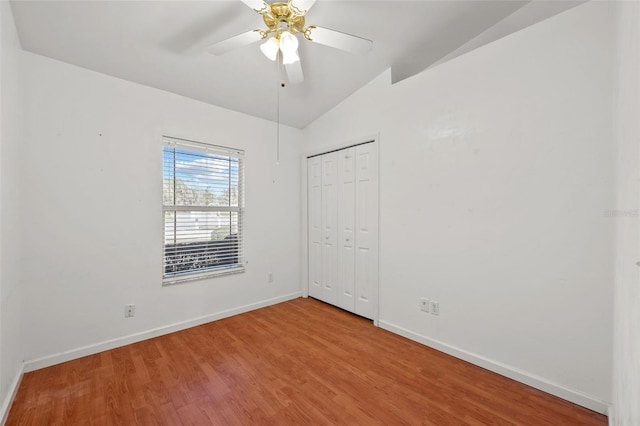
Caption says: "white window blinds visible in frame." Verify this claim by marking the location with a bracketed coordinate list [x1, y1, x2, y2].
[162, 136, 244, 283]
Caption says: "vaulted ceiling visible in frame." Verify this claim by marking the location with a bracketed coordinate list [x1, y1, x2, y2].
[10, 0, 583, 128]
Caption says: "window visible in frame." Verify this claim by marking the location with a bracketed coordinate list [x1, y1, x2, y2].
[163, 136, 244, 283]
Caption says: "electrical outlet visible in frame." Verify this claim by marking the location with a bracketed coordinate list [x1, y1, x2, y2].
[268, 272, 273, 283]
[125, 304, 135, 318]
[420, 298, 430, 313]
[430, 301, 439, 316]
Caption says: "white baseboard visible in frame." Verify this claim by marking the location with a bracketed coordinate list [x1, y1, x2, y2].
[1, 362, 25, 425]
[24, 292, 302, 373]
[378, 320, 610, 415]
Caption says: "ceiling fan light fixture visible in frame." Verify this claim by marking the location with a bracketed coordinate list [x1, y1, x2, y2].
[260, 36, 280, 61]
[279, 31, 299, 55]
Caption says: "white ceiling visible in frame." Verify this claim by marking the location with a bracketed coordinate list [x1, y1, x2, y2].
[10, 0, 582, 128]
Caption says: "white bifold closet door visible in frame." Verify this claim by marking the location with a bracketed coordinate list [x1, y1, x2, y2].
[307, 142, 378, 320]
[308, 155, 322, 299]
[321, 152, 339, 306]
[354, 143, 378, 319]
[338, 147, 356, 312]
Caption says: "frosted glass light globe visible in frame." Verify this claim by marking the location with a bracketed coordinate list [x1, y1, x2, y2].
[260, 36, 280, 61]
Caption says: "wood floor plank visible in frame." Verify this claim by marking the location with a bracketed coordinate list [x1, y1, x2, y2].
[7, 298, 607, 425]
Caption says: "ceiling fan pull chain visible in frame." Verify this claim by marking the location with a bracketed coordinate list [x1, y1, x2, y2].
[276, 56, 281, 164]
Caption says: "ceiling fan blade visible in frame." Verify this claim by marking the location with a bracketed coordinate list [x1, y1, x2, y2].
[240, 0, 269, 13]
[290, 0, 317, 13]
[285, 60, 305, 85]
[207, 30, 265, 56]
[305, 26, 372, 55]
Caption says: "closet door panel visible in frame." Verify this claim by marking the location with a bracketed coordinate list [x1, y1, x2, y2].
[321, 152, 338, 305]
[355, 143, 379, 320]
[308, 156, 322, 298]
[337, 147, 356, 312]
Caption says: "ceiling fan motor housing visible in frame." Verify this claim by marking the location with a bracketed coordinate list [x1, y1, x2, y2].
[262, 2, 306, 36]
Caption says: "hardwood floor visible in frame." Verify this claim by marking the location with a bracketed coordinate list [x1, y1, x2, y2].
[8, 298, 606, 425]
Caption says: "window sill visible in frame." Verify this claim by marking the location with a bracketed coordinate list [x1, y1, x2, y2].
[163, 265, 245, 286]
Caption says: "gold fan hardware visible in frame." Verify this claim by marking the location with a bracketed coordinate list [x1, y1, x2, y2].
[255, 1, 311, 40]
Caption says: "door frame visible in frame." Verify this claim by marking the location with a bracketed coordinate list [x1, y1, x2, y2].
[301, 133, 381, 326]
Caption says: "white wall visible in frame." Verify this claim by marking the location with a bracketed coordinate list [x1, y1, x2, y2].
[304, 2, 614, 411]
[611, 1, 640, 424]
[17, 50, 302, 367]
[0, 1, 26, 419]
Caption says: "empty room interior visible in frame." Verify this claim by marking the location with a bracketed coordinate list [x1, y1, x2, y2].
[1, 0, 639, 424]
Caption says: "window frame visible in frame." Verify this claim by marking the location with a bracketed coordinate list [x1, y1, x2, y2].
[162, 136, 245, 285]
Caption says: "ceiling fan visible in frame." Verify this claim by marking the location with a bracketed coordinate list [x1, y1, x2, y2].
[207, 0, 373, 85]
